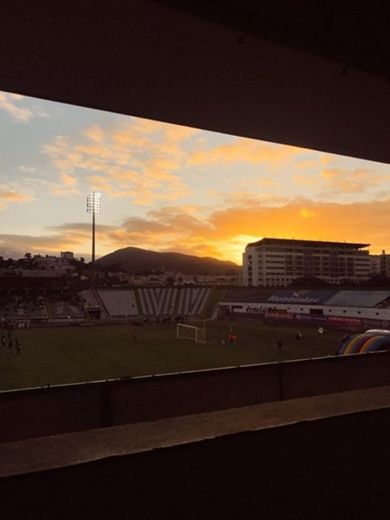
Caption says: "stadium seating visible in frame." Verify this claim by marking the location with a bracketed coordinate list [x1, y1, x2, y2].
[176, 287, 210, 316]
[79, 289, 101, 308]
[138, 288, 177, 316]
[0, 296, 47, 320]
[268, 289, 337, 305]
[325, 290, 390, 307]
[138, 287, 210, 317]
[222, 287, 274, 303]
[97, 290, 138, 317]
[49, 300, 85, 319]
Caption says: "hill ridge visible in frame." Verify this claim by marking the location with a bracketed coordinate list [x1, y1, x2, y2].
[96, 246, 238, 274]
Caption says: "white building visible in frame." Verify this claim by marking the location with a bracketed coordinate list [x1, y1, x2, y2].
[370, 251, 390, 278]
[369, 255, 381, 275]
[381, 253, 390, 278]
[61, 251, 74, 261]
[242, 238, 370, 287]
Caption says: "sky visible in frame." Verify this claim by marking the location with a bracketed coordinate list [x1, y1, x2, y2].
[0, 90, 389, 264]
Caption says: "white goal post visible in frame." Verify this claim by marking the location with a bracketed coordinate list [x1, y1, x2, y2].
[176, 323, 207, 344]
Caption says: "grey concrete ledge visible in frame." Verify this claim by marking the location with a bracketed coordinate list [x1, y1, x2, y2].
[1, 384, 390, 479]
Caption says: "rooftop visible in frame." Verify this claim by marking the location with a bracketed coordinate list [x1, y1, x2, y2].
[246, 238, 370, 250]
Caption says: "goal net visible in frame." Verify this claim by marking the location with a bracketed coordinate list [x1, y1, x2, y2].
[176, 323, 207, 344]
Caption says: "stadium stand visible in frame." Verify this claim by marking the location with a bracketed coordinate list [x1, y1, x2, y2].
[138, 288, 177, 316]
[268, 289, 337, 305]
[325, 290, 390, 308]
[0, 295, 47, 320]
[2, 286, 388, 326]
[46, 292, 85, 319]
[48, 300, 85, 319]
[97, 290, 138, 317]
[222, 287, 274, 303]
[79, 289, 101, 308]
[176, 287, 210, 316]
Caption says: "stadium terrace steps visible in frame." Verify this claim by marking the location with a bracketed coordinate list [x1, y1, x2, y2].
[48, 300, 85, 319]
[138, 287, 210, 317]
[97, 290, 138, 317]
[176, 287, 210, 316]
[93, 290, 109, 317]
[79, 289, 101, 309]
[267, 289, 337, 305]
[0, 297, 48, 320]
[202, 287, 226, 319]
[222, 288, 390, 308]
[138, 288, 177, 316]
[222, 288, 274, 304]
[325, 290, 390, 308]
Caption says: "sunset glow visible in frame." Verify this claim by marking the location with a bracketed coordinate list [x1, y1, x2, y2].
[0, 91, 389, 264]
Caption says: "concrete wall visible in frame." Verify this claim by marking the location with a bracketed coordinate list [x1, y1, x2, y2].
[1, 406, 389, 519]
[1, 352, 390, 443]
[226, 301, 390, 320]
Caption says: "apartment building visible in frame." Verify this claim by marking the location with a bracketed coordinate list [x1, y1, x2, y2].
[242, 238, 370, 287]
[370, 251, 390, 278]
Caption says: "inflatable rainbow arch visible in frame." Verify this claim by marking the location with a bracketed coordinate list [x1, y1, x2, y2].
[339, 330, 390, 355]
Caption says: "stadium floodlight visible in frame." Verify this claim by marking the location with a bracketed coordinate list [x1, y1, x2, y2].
[86, 192, 101, 277]
[87, 191, 102, 215]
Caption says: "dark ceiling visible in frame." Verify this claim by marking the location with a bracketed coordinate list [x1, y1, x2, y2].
[0, 1, 389, 163]
[156, 1, 390, 82]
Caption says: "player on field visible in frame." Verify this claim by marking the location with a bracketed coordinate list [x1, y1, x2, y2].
[15, 339, 22, 355]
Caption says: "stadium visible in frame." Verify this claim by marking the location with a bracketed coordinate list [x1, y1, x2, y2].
[1, 284, 390, 326]
[1, 3, 390, 519]
[1, 282, 390, 391]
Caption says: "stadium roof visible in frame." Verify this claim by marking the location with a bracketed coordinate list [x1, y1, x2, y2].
[0, 2, 389, 163]
[246, 238, 370, 249]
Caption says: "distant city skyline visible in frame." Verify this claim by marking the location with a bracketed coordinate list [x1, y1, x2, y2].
[0, 90, 389, 264]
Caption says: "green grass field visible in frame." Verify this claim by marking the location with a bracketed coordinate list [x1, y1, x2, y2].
[0, 320, 345, 391]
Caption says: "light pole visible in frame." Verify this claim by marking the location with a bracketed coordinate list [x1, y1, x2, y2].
[87, 192, 101, 280]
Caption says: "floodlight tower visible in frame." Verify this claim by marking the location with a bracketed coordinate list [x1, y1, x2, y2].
[87, 192, 101, 279]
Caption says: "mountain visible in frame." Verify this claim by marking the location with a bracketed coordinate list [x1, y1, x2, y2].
[96, 247, 238, 274]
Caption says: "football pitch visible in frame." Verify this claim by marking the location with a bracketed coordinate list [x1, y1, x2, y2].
[0, 320, 345, 391]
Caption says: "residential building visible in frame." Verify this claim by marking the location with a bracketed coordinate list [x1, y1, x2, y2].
[369, 255, 381, 275]
[61, 251, 74, 261]
[380, 252, 390, 277]
[370, 251, 390, 278]
[242, 238, 370, 287]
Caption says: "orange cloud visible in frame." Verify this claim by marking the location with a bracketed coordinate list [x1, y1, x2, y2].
[189, 137, 302, 167]
[292, 173, 319, 186]
[61, 173, 77, 187]
[321, 168, 385, 194]
[299, 208, 317, 219]
[0, 191, 30, 202]
[0, 92, 49, 122]
[49, 172, 80, 197]
[43, 118, 196, 205]
[255, 178, 277, 188]
[0, 189, 32, 209]
[0, 93, 33, 122]
[294, 159, 320, 170]
[87, 175, 115, 194]
[1, 198, 389, 262]
[83, 125, 105, 143]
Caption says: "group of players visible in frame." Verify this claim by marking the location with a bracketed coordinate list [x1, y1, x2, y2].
[1, 329, 23, 355]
